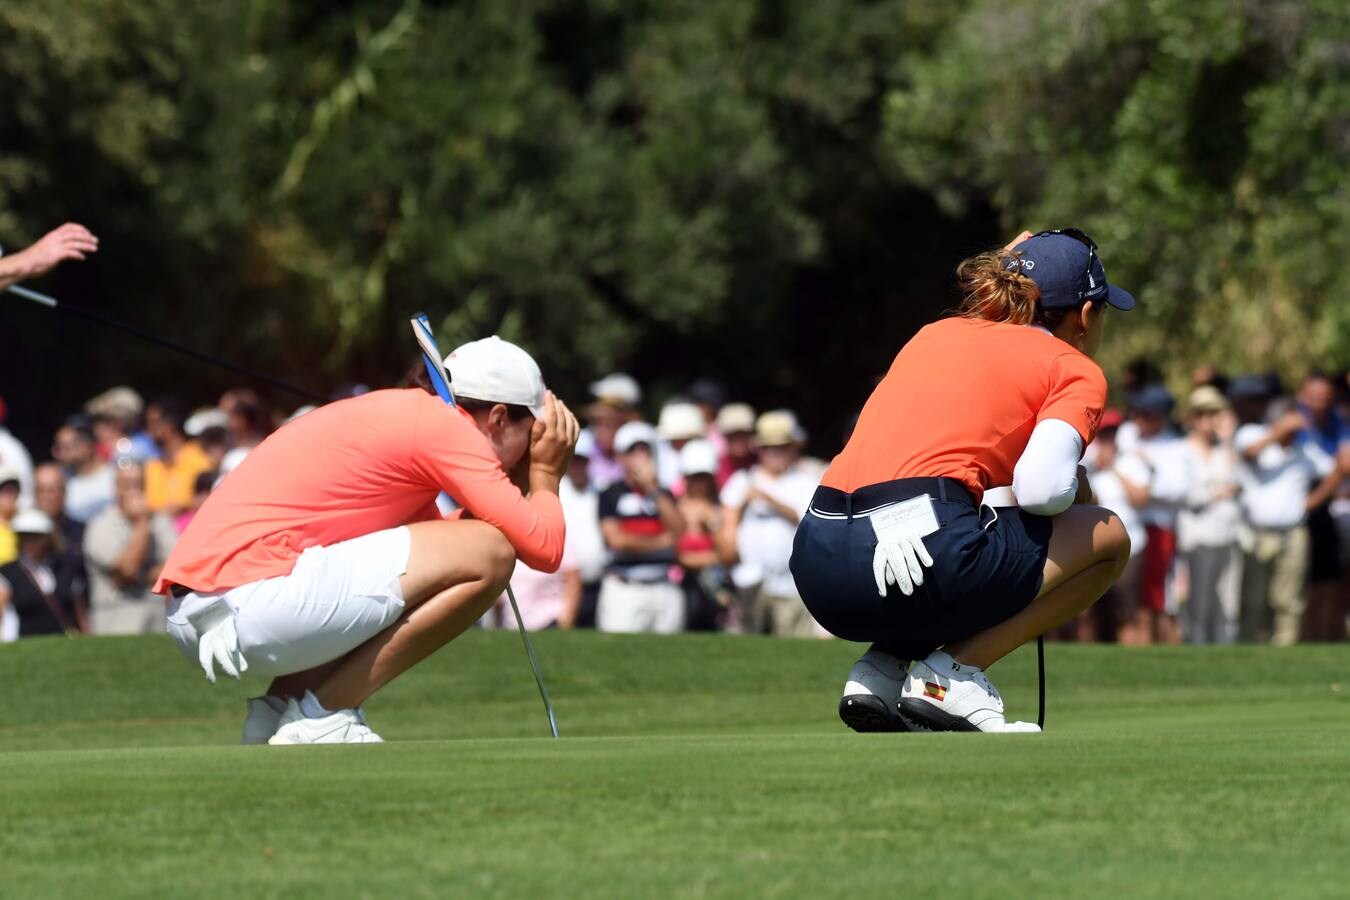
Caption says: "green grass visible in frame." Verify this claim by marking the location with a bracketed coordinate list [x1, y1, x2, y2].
[1, 632, 1347, 899]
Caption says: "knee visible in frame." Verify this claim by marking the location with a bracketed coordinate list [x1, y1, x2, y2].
[1103, 515, 1131, 574]
[480, 526, 517, 586]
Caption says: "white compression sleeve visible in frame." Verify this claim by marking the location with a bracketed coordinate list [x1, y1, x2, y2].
[1012, 418, 1085, 516]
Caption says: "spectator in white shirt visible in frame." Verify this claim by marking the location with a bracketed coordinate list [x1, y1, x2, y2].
[560, 430, 606, 627]
[1082, 410, 1149, 642]
[1123, 385, 1190, 644]
[82, 461, 177, 635]
[719, 411, 822, 637]
[1234, 399, 1341, 645]
[51, 418, 116, 522]
[1177, 386, 1243, 643]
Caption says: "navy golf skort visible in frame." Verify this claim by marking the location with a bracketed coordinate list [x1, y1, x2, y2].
[789, 477, 1053, 661]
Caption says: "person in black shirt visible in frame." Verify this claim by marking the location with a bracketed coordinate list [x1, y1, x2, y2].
[0, 510, 84, 637]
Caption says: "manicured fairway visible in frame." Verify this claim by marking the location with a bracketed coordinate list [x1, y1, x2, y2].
[1, 633, 1346, 898]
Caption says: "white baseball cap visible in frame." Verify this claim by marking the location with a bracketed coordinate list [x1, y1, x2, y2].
[715, 403, 756, 435]
[614, 421, 660, 454]
[679, 439, 719, 476]
[658, 401, 705, 441]
[444, 336, 547, 419]
[0, 463, 21, 488]
[11, 509, 54, 535]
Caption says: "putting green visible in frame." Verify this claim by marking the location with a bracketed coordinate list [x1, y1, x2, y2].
[1, 632, 1346, 898]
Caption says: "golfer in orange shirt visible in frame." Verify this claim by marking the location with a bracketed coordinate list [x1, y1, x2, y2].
[790, 229, 1135, 733]
[157, 336, 580, 744]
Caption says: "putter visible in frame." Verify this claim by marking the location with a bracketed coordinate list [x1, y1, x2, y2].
[410, 312, 560, 739]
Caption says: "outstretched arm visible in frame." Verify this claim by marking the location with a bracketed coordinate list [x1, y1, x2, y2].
[0, 223, 99, 291]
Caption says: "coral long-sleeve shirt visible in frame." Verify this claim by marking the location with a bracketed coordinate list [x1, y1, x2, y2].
[154, 389, 564, 595]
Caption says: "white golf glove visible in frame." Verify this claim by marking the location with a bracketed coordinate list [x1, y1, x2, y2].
[872, 532, 934, 597]
[186, 598, 248, 684]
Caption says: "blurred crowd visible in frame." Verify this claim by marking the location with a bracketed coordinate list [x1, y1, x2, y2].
[1, 364, 1346, 647]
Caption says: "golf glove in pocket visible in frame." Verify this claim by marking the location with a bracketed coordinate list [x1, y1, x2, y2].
[872, 532, 934, 597]
[187, 598, 248, 684]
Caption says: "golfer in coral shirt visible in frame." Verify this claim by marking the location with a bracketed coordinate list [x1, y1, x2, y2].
[157, 337, 580, 744]
[791, 229, 1135, 733]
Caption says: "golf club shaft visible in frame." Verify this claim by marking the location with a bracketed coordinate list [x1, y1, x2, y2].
[5, 283, 327, 403]
[506, 584, 559, 738]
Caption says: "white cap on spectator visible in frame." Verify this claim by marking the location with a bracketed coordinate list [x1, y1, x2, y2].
[716, 403, 756, 435]
[756, 410, 805, 447]
[86, 386, 144, 420]
[444, 336, 547, 419]
[658, 401, 705, 441]
[185, 407, 229, 437]
[615, 421, 660, 454]
[589, 373, 641, 407]
[11, 509, 54, 535]
[574, 429, 596, 459]
[679, 439, 719, 476]
[0, 463, 21, 487]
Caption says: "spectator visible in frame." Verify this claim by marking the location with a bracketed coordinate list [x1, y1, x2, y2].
[1177, 387, 1243, 643]
[686, 377, 729, 458]
[51, 417, 115, 522]
[34, 462, 88, 604]
[1235, 400, 1337, 645]
[676, 439, 735, 630]
[596, 422, 686, 633]
[720, 410, 820, 637]
[0, 510, 85, 637]
[493, 555, 583, 631]
[175, 470, 218, 533]
[585, 373, 642, 491]
[1123, 385, 1189, 644]
[195, 425, 231, 476]
[1082, 410, 1149, 643]
[219, 388, 275, 477]
[714, 402, 757, 487]
[1295, 373, 1349, 641]
[657, 400, 707, 492]
[0, 466, 19, 640]
[0, 396, 36, 509]
[143, 396, 213, 516]
[0, 464, 21, 564]
[559, 430, 606, 628]
[83, 461, 177, 635]
[86, 386, 157, 462]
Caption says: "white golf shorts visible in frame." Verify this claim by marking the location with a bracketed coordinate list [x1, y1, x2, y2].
[166, 526, 411, 679]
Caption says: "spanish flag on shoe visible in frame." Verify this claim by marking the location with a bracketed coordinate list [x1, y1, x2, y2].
[923, 681, 947, 702]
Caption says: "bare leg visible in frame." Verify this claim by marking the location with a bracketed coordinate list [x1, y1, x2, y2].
[280, 519, 517, 709]
[944, 506, 1130, 670]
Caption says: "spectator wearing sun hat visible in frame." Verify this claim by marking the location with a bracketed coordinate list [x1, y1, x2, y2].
[714, 403, 757, 487]
[720, 411, 822, 637]
[658, 399, 708, 494]
[1081, 410, 1149, 642]
[1177, 385, 1243, 643]
[585, 373, 642, 491]
[595, 421, 687, 633]
[85, 386, 158, 462]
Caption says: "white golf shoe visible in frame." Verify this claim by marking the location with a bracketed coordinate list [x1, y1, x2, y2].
[898, 650, 1040, 733]
[241, 695, 287, 745]
[838, 649, 910, 733]
[267, 697, 384, 745]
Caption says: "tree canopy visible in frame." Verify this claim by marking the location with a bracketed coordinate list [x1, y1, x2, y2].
[2, 0, 1345, 449]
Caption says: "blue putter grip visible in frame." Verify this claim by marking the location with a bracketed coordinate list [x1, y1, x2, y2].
[411, 313, 455, 406]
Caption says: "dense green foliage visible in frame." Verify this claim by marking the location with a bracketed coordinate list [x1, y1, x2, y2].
[1, 1, 1345, 445]
[1, 633, 1348, 897]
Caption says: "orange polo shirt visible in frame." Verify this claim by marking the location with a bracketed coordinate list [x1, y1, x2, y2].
[154, 389, 565, 595]
[822, 317, 1107, 500]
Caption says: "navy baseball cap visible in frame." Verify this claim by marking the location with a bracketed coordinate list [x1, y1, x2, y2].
[1008, 229, 1136, 311]
[1128, 384, 1175, 416]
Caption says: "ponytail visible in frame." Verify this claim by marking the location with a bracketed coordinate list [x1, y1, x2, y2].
[956, 250, 1040, 326]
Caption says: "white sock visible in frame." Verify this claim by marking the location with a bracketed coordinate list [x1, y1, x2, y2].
[861, 649, 907, 679]
[299, 690, 333, 719]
